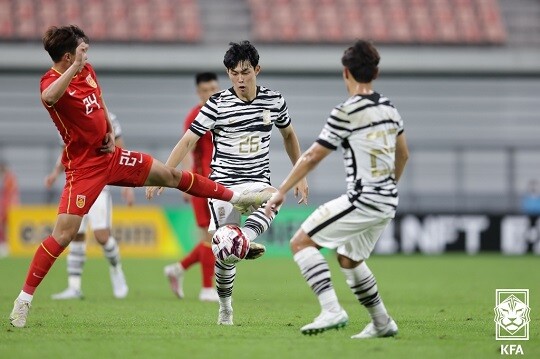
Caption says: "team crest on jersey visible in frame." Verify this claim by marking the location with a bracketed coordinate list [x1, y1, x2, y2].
[262, 110, 271, 125]
[76, 195, 86, 209]
[85, 74, 97, 88]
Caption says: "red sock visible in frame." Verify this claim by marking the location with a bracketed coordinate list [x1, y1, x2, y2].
[177, 171, 233, 201]
[22, 236, 65, 295]
[180, 242, 203, 270]
[200, 242, 215, 288]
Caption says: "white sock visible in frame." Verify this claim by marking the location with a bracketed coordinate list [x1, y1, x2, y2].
[68, 275, 82, 291]
[67, 241, 86, 291]
[215, 260, 235, 309]
[294, 247, 341, 313]
[341, 262, 389, 328]
[19, 291, 33, 302]
[242, 207, 275, 241]
[103, 236, 120, 268]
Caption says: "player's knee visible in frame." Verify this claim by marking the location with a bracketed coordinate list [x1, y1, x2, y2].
[289, 229, 315, 254]
[337, 254, 361, 269]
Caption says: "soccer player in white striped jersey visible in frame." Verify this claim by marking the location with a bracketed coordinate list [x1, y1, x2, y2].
[265, 40, 409, 339]
[45, 113, 133, 300]
[146, 41, 309, 325]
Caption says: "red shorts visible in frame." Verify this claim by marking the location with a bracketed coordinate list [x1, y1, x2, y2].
[191, 195, 210, 228]
[59, 147, 153, 216]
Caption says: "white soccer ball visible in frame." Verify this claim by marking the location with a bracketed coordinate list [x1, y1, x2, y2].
[211, 225, 250, 264]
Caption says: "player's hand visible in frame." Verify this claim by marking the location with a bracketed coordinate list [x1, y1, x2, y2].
[264, 191, 285, 217]
[100, 132, 115, 153]
[145, 186, 165, 200]
[73, 42, 88, 73]
[121, 187, 135, 206]
[44, 171, 58, 189]
[294, 178, 309, 205]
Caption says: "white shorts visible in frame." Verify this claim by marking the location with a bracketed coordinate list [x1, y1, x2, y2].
[78, 187, 112, 233]
[301, 195, 392, 261]
[208, 182, 274, 233]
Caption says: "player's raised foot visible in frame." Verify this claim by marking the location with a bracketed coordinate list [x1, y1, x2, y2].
[233, 191, 273, 214]
[300, 308, 348, 335]
[245, 241, 266, 260]
[110, 265, 129, 299]
[164, 263, 184, 299]
[217, 307, 233, 325]
[199, 287, 219, 302]
[51, 287, 83, 300]
[9, 298, 31, 328]
[351, 318, 398, 339]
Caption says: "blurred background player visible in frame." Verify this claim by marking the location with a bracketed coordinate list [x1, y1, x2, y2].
[44, 112, 134, 299]
[164, 72, 220, 302]
[0, 159, 19, 258]
[266, 40, 409, 338]
[147, 41, 309, 325]
[9, 25, 269, 328]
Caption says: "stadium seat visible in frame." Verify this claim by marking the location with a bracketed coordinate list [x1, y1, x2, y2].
[0, 0, 202, 43]
[247, 0, 507, 45]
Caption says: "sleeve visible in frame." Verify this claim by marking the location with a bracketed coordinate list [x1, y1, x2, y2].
[190, 97, 218, 137]
[275, 95, 291, 129]
[183, 107, 199, 134]
[315, 106, 352, 150]
[395, 109, 405, 135]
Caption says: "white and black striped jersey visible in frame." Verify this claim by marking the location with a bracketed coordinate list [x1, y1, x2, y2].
[190, 86, 291, 186]
[317, 92, 404, 217]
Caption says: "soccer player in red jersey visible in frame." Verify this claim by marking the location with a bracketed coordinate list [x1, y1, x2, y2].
[164, 72, 220, 302]
[8, 25, 269, 328]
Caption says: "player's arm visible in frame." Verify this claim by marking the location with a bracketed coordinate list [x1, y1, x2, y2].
[44, 149, 65, 189]
[41, 42, 88, 106]
[99, 100, 115, 153]
[145, 129, 200, 199]
[279, 125, 309, 204]
[394, 132, 409, 182]
[265, 142, 331, 215]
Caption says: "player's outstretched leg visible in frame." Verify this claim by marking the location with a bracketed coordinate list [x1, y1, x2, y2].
[294, 246, 348, 335]
[51, 241, 85, 300]
[215, 260, 235, 325]
[341, 262, 398, 339]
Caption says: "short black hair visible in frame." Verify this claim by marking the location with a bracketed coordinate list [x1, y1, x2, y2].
[223, 41, 260, 70]
[341, 40, 380, 83]
[43, 25, 89, 63]
[195, 72, 218, 85]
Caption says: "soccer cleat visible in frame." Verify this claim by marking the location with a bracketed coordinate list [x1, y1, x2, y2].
[300, 308, 349, 335]
[9, 298, 31, 328]
[244, 241, 266, 260]
[233, 191, 272, 215]
[164, 263, 184, 299]
[51, 287, 84, 300]
[110, 265, 129, 299]
[351, 318, 398, 339]
[217, 307, 234, 325]
[199, 287, 219, 302]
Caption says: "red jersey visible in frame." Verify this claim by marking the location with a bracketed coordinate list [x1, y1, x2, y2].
[184, 105, 213, 177]
[40, 63, 109, 170]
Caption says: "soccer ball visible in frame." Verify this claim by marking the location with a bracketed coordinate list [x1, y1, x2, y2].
[211, 225, 250, 264]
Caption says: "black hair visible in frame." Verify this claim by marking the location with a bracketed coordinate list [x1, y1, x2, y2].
[223, 41, 260, 70]
[43, 25, 89, 63]
[195, 72, 218, 85]
[341, 40, 380, 83]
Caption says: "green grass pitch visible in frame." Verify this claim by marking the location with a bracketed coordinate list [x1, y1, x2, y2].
[0, 255, 538, 358]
